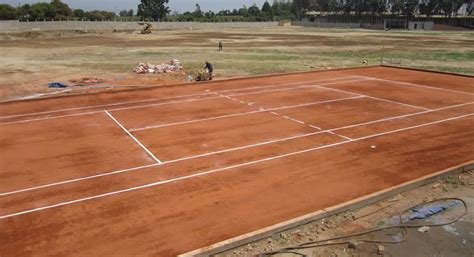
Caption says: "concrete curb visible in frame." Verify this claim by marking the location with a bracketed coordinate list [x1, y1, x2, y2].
[179, 161, 474, 257]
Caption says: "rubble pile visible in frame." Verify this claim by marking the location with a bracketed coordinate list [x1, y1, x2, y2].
[133, 59, 183, 74]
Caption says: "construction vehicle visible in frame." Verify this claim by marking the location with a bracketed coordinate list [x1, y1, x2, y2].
[138, 22, 153, 34]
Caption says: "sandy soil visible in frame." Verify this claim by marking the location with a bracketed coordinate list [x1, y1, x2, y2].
[219, 171, 474, 257]
[0, 27, 472, 101]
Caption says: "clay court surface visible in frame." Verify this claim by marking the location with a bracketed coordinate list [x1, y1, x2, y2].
[0, 66, 473, 256]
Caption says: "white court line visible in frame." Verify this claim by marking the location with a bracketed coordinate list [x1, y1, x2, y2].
[225, 78, 371, 97]
[0, 79, 365, 127]
[312, 84, 432, 111]
[354, 113, 473, 140]
[355, 75, 474, 96]
[0, 164, 161, 196]
[0, 96, 222, 126]
[0, 92, 216, 120]
[129, 96, 364, 132]
[214, 76, 362, 94]
[328, 131, 353, 141]
[2, 103, 471, 197]
[0, 111, 102, 126]
[1, 113, 472, 219]
[0, 131, 329, 197]
[330, 102, 474, 133]
[104, 111, 162, 164]
[0, 77, 358, 120]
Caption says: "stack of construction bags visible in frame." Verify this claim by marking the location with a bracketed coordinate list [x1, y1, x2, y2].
[133, 59, 183, 74]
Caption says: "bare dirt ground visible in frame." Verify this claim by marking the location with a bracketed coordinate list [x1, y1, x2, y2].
[218, 171, 474, 257]
[0, 27, 472, 101]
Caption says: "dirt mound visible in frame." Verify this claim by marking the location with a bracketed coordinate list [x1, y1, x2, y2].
[434, 24, 472, 31]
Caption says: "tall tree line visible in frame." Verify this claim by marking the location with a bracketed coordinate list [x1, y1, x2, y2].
[0, 0, 471, 21]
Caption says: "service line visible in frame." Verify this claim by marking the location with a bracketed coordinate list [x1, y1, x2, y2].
[104, 111, 162, 164]
[129, 95, 364, 132]
[2, 102, 471, 197]
[1, 113, 472, 219]
[0, 76, 358, 120]
[0, 77, 365, 127]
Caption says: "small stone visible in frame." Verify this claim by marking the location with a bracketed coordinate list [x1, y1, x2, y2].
[348, 241, 358, 249]
[377, 245, 385, 254]
[418, 226, 430, 233]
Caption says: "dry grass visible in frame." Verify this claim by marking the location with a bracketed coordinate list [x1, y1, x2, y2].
[0, 27, 472, 100]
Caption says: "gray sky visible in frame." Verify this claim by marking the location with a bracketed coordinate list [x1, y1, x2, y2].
[1, 0, 268, 12]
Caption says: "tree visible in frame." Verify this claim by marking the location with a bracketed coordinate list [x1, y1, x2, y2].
[419, 0, 437, 16]
[29, 2, 54, 20]
[85, 10, 115, 21]
[389, 0, 404, 15]
[367, 0, 387, 16]
[239, 5, 249, 17]
[17, 4, 31, 20]
[193, 3, 203, 17]
[119, 10, 129, 17]
[248, 4, 261, 16]
[128, 9, 134, 16]
[137, 0, 170, 21]
[73, 9, 85, 18]
[50, 0, 72, 19]
[327, 0, 340, 13]
[0, 4, 17, 20]
[262, 1, 274, 20]
[292, 0, 311, 19]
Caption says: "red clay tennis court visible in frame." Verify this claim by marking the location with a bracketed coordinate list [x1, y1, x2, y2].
[0, 66, 473, 256]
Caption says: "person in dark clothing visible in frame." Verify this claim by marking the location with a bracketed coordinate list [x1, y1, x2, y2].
[218, 41, 223, 51]
[204, 61, 214, 80]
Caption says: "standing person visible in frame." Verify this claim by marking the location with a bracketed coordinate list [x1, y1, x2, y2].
[218, 41, 223, 51]
[204, 61, 214, 80]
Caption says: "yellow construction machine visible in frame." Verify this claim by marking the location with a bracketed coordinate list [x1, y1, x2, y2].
[138, 22, 153, 34]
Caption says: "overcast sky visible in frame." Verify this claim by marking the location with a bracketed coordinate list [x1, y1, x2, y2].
[1, 0, 268, 12]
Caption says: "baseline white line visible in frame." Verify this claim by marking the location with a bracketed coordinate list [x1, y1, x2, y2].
[2, 102, 471, 196]
[312, 84, 432, 111]
[104, 111, 162, 164]
[0, 76, 359, 120]
[2, 113, 472, 219]
[355, 75, 474, 96]
[129, 96, 363, 132]
[0, 79, 365, 127]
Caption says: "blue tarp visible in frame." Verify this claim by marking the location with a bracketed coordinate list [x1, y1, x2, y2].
[48, 82, 68, 88]
[409, 200, 459, 220]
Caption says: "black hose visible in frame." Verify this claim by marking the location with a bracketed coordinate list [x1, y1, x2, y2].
[258, 197, 467, 257]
